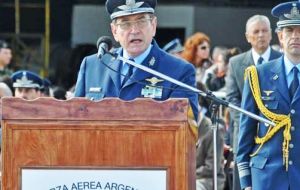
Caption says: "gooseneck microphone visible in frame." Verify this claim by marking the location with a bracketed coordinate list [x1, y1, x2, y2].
[96, 36, 113, 59]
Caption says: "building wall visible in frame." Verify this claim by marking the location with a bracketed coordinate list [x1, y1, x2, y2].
[72, 5, 279, 51]
[72, 5, 111, 47]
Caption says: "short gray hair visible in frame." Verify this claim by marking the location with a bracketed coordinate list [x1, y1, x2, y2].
[246, 15, 271, 33]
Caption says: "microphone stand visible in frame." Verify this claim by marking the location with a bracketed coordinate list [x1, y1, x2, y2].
[105, 52, 275, 190]
[209, 92, 223, 190]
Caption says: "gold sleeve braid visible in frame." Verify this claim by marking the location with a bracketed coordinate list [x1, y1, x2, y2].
[245, 66, 291, 171]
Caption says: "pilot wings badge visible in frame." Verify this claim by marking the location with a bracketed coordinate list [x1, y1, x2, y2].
[263, 90, 274, 96]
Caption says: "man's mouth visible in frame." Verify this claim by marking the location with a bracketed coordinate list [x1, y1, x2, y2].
[130, 39, 142, 44]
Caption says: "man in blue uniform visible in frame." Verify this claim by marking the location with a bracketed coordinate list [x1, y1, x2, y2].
[74, 0, 198, 120]
[237, 1, 300, 190]
[11, 70, 44, 100]
[162, 38, 184, 57]
[225, 14, 282, 190]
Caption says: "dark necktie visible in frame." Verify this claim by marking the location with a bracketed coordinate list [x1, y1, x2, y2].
[122, 59, 134, 86]
[289, 67, 299, 98]
[257, 57, 264, 65]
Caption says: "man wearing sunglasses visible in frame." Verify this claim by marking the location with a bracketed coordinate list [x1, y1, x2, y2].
[225, 15, 281, 190]
[75, 0, 199, 121]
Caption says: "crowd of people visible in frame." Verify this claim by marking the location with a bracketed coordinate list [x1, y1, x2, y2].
[2, 0, 300, 190]
[0, 40, 68, 101]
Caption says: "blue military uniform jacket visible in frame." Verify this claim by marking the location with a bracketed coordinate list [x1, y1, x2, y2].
[237, 56, 300, 190]
[74, 40, 199, 120]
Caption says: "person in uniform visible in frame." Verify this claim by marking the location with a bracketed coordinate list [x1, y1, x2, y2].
[0, 40, 13, 80]
[225, 14, 282, 190]
[74, 0, 198, 120]
[162, 38, 184, 57]
[11, 70, 44, 100]
[237, 2, 300, 190]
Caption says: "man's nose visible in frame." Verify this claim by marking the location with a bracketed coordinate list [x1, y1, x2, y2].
[19, 92, 27, 99]
[129, 22, 140, 31]
[21, 95, 28, 100]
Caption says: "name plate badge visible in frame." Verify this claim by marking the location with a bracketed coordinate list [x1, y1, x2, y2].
[141, 85, 163, 99]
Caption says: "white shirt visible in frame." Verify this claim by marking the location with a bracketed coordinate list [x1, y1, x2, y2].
[251, 47, 271, 65]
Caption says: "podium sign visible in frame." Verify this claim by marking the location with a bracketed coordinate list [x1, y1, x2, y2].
[22, 168, 167, 190]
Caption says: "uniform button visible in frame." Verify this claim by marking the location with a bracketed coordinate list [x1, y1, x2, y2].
[291, 109, 296, 114]
[291, 126, 295, 131]
[289, 160, 293, 165]
[265, 104, 268, 108]
[289, 144, 294, 149]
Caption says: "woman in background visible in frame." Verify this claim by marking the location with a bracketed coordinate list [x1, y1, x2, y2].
[181, 32, 212, 83]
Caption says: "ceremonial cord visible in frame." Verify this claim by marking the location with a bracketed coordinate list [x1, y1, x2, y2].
[246, 66, 291, 171]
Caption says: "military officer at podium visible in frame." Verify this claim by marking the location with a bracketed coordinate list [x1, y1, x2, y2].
[11, 70, 44, 100]
[237, 1, 300, 190]
[74, 0, 199, 120]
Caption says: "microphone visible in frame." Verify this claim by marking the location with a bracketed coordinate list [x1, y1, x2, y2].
[96, 36, 113, 59]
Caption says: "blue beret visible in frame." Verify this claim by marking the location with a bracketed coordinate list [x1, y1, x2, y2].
[272, 1, 300, 28]
[11, 70, 43, 89]
[163, 38, 184, 54]
[106, 0, 156, 20]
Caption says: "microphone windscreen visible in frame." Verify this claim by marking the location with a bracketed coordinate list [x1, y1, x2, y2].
[96, 36, 113, 50]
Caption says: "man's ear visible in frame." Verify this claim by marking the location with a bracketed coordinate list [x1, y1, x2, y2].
[110, 23, 119, 42]
[277, 31, 283, 44]
[245, 32, 250, 43]
[151, 16, 157, 37]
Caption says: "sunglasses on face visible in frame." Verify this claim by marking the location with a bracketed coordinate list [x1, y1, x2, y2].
[199, 46, 209, 50]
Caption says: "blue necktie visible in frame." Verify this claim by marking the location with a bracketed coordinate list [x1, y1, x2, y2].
[122, 59, 134, 86]
[289, 67, 299, 98]
[257, 57, 264, 65]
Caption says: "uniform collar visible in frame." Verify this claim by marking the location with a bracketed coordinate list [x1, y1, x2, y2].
[284, 55, 300, 76]
[122, 44, 153, 65]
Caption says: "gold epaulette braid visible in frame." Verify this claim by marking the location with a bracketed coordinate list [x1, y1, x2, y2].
[245, 66, 292, 171]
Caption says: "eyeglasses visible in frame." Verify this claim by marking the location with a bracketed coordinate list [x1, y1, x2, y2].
[199, 46, 209, 50]
[115, 18, 153, 30]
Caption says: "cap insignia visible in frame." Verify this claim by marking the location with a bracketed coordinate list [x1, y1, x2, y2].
[284, 3, 300, 20]
[16, 72, 34, 86]
[118, 0, 144, 11]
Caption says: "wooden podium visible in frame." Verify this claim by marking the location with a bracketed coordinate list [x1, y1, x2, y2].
[1, 98, 196, 190]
